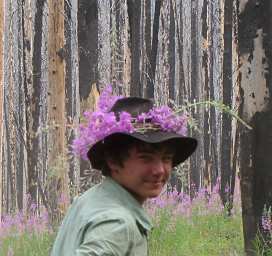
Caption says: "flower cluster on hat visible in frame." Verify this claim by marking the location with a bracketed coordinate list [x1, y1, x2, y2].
[72, 85, 188, 160]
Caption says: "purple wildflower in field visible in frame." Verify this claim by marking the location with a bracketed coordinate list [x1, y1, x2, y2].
[262, 215, 272, 232]
[0, 205, 51, 243]
[146, 177, 242, 225]
[261, 206, 272, 233]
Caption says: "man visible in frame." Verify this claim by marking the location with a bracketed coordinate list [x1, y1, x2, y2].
[51, 94, 197, 256]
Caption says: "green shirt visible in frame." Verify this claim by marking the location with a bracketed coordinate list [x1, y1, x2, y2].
[51, 177, 153, 256]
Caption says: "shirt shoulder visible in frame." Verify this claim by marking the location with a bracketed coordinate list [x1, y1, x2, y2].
[76, 208, 137, 255]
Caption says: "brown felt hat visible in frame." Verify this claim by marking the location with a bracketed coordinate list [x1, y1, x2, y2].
[87, 97, 197, 169]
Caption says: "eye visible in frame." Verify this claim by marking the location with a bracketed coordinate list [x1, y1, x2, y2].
[162, 155, 173, 163]
[138, 154, 153, 162]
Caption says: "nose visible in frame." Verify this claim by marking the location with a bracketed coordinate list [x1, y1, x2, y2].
[151, 159, 165, 176]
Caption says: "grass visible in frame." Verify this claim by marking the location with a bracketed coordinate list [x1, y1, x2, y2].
[149, 209, 244, 256]
[0, 232, 54, 256]
[0, 181, 271, 255]
[0, 211, 243, 256]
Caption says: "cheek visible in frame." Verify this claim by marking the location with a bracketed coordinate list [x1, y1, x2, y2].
[165, 165, 172, 176]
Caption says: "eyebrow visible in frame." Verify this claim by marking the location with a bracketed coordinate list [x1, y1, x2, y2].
[136, 148, 174, 155]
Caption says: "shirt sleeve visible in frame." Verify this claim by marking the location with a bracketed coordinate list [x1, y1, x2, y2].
[75, 217, 133, 256]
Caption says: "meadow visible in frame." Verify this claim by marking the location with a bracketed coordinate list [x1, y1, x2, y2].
[0, 180, 270, 256]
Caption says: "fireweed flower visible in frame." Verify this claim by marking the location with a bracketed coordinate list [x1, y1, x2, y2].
[261, 206, 272, 232]
[262, 215, 272, 232]
[72, 85, 188, 160]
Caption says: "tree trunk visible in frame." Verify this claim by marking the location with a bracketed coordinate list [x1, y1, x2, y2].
[0, 0, 4, 217]
[238, 0, 272, 254]
[127, 0, 141, 97]
[24, 0, 45, 209]
[47, 0, 68, 223]
[201, 0, 211, 190]
[98, 1, 111, 86]
[78, 0, 98, 176]
[168, 0, 175, 101]
[208, 0, 219, 188]
[65, 0, 80, 197]
[17, 0, 27, 212]
[220, 0, 234, 213]
[146, 0, 162, 99]
[4, 1, 21, 214]
[143, 0, 151, 97]
[123, 1, 131, 94]
[177, 0, 186, 105]
[78, 0, 98, 100]
[190, 0, 201, 194]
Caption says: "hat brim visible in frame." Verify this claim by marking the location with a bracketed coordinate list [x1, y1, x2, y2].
[87, 131, 197, 170]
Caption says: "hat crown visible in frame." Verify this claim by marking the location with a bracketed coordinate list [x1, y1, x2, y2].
[110, 97, 153, 117]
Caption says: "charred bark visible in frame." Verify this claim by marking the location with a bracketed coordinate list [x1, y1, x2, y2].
[143, 0, 151, 97]
[78, 0, 98, 100]
[146, 0, 162, 99]
[0, 0, 4, 216]
[238, 0, 272, 253]
[168, 0, 175, 101]
[78, 0, 98, 176]
[127, 0, 141, 97]
[220, 0, 234, 213]
[24, 0, 45, 208]
[190, 0, 201, 194]
[177, 0, 186, 105]
[201, 0, 211, 189]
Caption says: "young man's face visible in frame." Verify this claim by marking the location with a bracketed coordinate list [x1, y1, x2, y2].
[108, 145, 174, 204]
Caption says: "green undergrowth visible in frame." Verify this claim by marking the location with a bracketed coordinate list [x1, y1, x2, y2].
[149, 209, 244, 256]
[0, 231, 55, 256]
[0, 210, 246, 256]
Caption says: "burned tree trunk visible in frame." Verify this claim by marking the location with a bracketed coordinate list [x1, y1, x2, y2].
[208, 0, 219, 188]
[146, 0, 162, 99]
[168, 0, 175, 101]
[189, 0, 201, 193]
[78, 0, 98, 100]
[177, 0, 186, 105]
[201, 0, 212, 190]
[78, 0, 98, 177]
[24, 0, 45, 208]
[127, 0, 141, 97]
[142, 0, 151, 96]
[220, 0, 234, 212]
[238, 0, 272, 254]
[0, 0, 4, 217]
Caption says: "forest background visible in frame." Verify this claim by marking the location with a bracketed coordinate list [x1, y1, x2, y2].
[0, 0, 271, 255]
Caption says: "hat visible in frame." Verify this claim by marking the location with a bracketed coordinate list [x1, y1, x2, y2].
[72, 85, 197, 169]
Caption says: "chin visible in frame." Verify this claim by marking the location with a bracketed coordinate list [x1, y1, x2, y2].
[147, 190, 162, 198]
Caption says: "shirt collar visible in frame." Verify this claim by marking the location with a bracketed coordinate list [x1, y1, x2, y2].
[102, 177, 153, 232]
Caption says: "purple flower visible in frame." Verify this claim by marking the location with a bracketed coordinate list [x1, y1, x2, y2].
[117, 112, 134, 133]
[98, 85, 123, 112]
[72, 85, 189, 160]
[148, 106, 188, 136]
[137, 112, 151, 123]
[262, 215, 272, 232]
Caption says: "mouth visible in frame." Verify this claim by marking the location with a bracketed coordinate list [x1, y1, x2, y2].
[145, 180, 165, 187]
